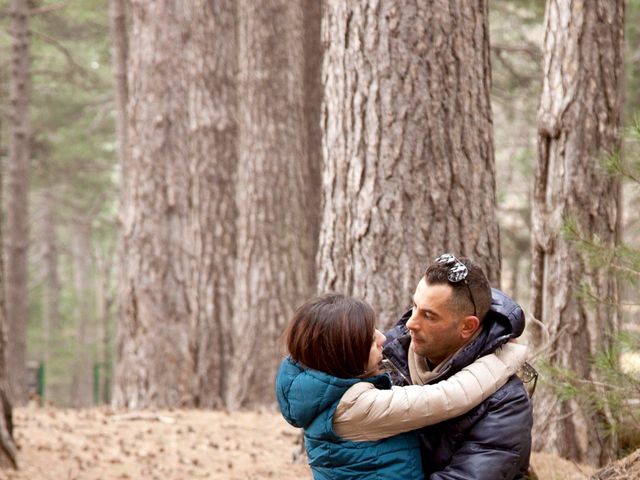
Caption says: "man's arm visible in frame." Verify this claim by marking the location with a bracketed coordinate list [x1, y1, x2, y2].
[428, 377, 533, 480]
[333, 344, 527, 441]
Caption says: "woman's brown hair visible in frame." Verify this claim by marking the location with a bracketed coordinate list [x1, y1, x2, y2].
[285, 293, 376, 378]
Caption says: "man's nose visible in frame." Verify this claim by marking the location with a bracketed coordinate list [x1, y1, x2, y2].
[406, 311, 418, 331]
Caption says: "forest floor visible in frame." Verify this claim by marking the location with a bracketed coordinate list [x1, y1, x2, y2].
[0, 405, 595, 480]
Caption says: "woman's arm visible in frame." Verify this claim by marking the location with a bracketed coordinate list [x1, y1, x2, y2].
[333, 342, 527, 441]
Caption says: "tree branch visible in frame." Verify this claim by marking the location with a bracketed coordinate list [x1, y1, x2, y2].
[492, 42, 542, 62]
[30, 2, 69, 16]
[31, 30, 95, 82]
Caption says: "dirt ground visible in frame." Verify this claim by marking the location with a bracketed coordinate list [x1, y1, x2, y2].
[0, 406, 594, 480]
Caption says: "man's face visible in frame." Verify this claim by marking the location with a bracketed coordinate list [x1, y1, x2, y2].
[406, 278, 469, 366]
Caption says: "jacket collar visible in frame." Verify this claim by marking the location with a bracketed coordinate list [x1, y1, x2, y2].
[276, 357, 392, 428]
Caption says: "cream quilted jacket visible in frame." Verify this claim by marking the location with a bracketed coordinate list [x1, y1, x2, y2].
[333, 342, 527, 441]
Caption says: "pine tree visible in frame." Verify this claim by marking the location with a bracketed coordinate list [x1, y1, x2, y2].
[319, 0, 501, 327]
[531, 0, 624, 465]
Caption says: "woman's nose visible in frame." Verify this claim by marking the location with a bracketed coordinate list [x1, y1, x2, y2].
[376, 329, 386, 346]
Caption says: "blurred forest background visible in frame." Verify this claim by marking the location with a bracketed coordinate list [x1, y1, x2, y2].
[0, 0, 639, 475]
[1, 0, 116, 407]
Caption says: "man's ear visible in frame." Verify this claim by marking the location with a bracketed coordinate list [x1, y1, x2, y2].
[460, 315, 480, 340]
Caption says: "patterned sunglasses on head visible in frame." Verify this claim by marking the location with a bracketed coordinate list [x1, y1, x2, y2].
[434, 253, 477, 317]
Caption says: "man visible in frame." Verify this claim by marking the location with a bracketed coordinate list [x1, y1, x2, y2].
[383, 254, 533, 480]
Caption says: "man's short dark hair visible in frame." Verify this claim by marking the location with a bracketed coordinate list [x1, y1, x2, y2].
[425, 256, 491, 320]
[285, 293, 376, 378]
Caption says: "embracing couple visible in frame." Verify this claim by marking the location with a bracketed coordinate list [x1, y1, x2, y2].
[277, 254, 534, 480]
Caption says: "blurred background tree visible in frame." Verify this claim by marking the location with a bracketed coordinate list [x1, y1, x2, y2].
[490, 0, 544, 307]
[1, 0, 117, 407]
[0, 61, 18, 471]
[112, 0, 240, 409]
[490, 0, 640, 468]
[530, 0, 624, 466]
[6, 0, 32, 406]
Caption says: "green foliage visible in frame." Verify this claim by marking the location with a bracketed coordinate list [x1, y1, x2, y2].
[537, 332, 640, 455]
[602, 118, 640, 185]
[551, 120, 640, 458]
[562, 123, 640, 287]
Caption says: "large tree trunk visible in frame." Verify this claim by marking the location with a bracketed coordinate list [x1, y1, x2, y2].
[184, 0, 237, 408]
[224, 0, 316, 408]
[114, 0, 237, 408]
[114, 0, 195, 408]
[319, 1, 500, 327]
[6, 0, 32, 405]
[531, 0, 624, 466]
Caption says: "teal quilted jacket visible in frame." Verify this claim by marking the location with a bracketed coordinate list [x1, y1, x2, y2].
[276, 357, 424, 480]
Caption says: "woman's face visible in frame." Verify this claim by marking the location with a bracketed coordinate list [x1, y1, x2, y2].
[365, 329, 387, 375]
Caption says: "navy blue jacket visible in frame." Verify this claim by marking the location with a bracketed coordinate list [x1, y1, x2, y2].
[383, 288, 533, 480]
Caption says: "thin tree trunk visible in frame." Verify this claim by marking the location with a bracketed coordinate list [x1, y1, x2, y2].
[531, 0, 624, 466]
[95, 245, 114, 404]
[70, 221, 94, 408]
[114, 0, 237, 408]
[40, 190, 60, 401]
[0, 270, 17, 468]
[0, 90, 18, 475]
[109, 0, 128, 161]
[107, 0, 128, 408]
[502, 228, 529, 302]
[6, 0, 32, 405]
[319, 1, 500, 327]
[510, 253, 521, 301]
[225, 0, 316, 408]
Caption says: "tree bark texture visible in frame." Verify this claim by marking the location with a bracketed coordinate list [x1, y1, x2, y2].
[115, 0, 195, 408]
[302, 0, 324, 290]
[115, 0, 237, 408]
[6, 0, 32, 405]
[531, 0, 624, 466]
[225, 0, 316, 408]
[319, 1, 500, 327]
[183, 0, 237, 408]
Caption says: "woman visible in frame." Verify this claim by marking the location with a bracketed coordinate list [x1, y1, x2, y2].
[276, 293, 527, 480]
